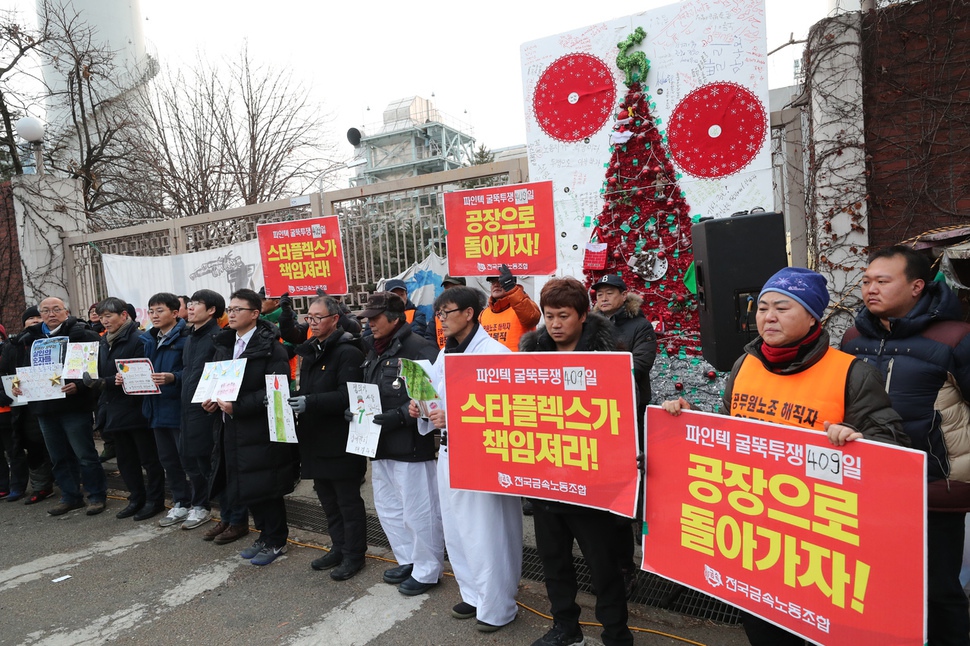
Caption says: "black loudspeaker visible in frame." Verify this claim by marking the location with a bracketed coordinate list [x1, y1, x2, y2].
[692, 212, 788, 372]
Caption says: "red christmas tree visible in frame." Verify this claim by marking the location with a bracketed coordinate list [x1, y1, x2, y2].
[583, 28, 701, 359]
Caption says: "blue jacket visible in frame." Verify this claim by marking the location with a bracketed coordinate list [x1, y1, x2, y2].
[141, 318, 188, 429]
[842, 281, 970, 484]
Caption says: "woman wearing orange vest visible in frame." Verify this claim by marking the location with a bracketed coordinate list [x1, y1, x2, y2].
[663, 267, 908, 646]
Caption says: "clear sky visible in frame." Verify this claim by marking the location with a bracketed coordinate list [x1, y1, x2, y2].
[138, 0, 830, 153]
[14, 0, 832, 158]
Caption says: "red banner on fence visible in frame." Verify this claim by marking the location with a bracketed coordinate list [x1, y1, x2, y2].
[443, 180, 557, 276]
[444, 352, 638, 516]
[256, 216, 348, 298]
[642, 407, 926, 645]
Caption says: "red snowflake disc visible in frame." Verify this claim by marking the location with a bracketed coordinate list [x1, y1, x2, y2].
[532, 53, 616, 142]
[666, 82, 767, 179]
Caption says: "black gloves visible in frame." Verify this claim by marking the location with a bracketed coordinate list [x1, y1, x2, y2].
[373, 409, 404, 427]
[498, 263, 516, 292]
[279, 291, 293, 313]
[344, 408, 355, 422]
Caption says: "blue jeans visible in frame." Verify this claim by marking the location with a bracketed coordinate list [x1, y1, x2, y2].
[184, 454, 212, 510]
[154, 427, 190, 506]
[37, 412, 106, 504]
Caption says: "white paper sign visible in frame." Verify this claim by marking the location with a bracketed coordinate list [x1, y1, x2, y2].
[15, 364, 67, 401]
[191, 359, 247, 403]
[346, 381, 383, 458]
[265, 374, 297, 443]
[62, 342, 100, 379]
[116, 358, 160, 395]
[805, 444, 844, 485]
[2, 375, 27, 407]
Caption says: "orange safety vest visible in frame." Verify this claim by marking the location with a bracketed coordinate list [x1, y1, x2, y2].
[435, 316, 445, 349]
[729, 348, 855, 431]
[405, 309, 415, 324]
[479, 307, 531, 352]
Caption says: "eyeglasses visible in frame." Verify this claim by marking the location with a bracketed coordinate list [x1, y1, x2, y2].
[303, 314, 338, 324]
[226, 307, 258, 315]
[147, 308, 172, 316]
[40, 307, 64, 315]
[435, 307, 463, 320]
[186, 301, 200, 307]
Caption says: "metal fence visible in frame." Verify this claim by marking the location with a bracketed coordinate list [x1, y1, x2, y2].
[63, 158, 529, 310]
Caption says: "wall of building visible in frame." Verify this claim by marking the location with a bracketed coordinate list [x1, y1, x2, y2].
[0, 182, 27, 334]
[862, 1, 970, 247]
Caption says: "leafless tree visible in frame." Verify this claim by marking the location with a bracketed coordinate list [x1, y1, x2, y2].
[0, 5, 50, 179]
[115, 45, 343, 221]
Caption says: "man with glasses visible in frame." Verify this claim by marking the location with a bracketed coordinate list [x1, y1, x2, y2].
[203, 289, 299, 566]
[142, 293, 194, 528]
[17, 297, 106, 516]
[356, 291, 441, 595]
[289, 296, 368, 581]
[410, 286, 522, 632]
[182, 290, 249, 542]
[91, 297, 165, 521]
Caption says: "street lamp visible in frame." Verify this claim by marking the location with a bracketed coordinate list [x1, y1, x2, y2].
[15, 116, 45, 176]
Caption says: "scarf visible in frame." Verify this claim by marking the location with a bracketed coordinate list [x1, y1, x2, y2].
[106, 320, 133, 348]
[760, 324, 822, 366]
[372, 320, 405, 356]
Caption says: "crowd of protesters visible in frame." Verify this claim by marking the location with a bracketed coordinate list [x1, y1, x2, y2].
[0, 250, 967, 646]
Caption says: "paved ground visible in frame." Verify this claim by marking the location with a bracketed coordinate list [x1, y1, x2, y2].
[0, 455, 749, 646]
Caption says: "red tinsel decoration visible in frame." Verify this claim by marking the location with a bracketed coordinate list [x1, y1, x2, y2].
[583, 81, 700, 355]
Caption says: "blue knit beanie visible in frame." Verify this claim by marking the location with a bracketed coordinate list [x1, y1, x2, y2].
[758, 267, 828, 321]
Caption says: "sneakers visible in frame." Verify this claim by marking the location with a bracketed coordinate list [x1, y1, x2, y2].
[531, 624, 585, 646]
[250, 544, 287, 566]
[240, 540, 266, 559]
[158, 504, 190, 527]
[382, 563, 414, 584]
[181, 507, 211, 530]
[86, 500, 106, 516]
[452, 602, 477, 620]
[213, 524, 249, 545]
[48, 500, 85, 516]
[311, 550, 343, 571]
[398, 576, 438, 596]
[330, 559, 364, 581]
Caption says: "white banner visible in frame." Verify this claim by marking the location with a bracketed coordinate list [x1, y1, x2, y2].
[102, 240, 263, 324]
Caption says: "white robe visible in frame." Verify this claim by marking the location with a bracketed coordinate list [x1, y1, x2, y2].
[421, 325, 523, 625]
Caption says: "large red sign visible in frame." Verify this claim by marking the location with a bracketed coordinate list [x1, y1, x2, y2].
[642, 407, 926, 645]
[256, 216, 348, 298]
[444, 352, 638, 516]
[443, 180, 557, 276]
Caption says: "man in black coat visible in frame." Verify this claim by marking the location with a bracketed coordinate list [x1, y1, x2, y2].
[519, 277, 633, 646]
[94, 297, 165, 521]
[358, 291, 442, 596]
[18, 297, 106, 516]
[181, 289, 246, 540]
[289, 295, 367, 581]
[203, 289, 298, 566]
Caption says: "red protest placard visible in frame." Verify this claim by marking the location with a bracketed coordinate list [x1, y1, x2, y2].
[444, 352, 638, 516]
[256, 216, 348, 297]
[642, 407, 926, 645]
[443, 180, 557, 276]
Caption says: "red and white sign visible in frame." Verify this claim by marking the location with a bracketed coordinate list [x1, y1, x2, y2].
[256, 216, 348, 298]
[642, 407, 926, 645]
[444, 352, 638, 516]
[443, 181, 557, 277]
